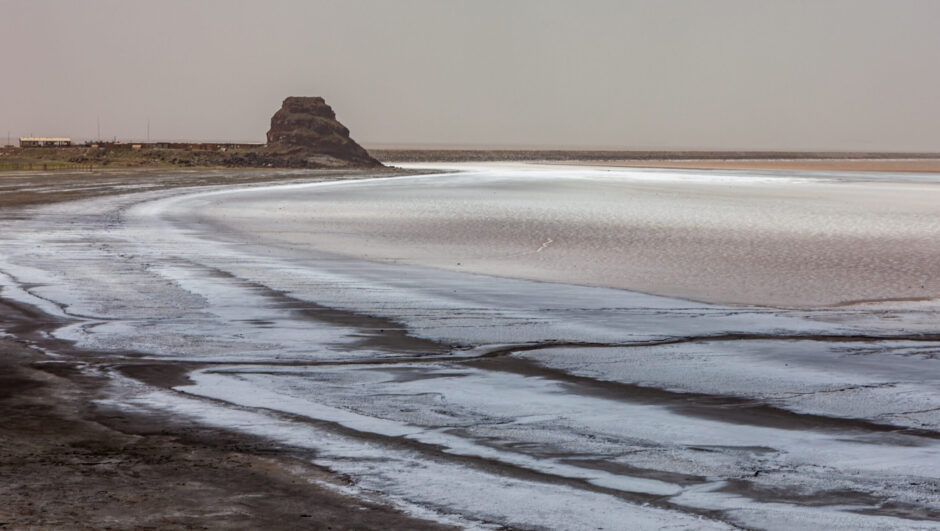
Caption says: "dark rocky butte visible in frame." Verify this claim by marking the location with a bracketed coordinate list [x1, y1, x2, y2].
[263, 96, 381, 168]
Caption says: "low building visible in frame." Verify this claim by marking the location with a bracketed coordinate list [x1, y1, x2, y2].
[19, 137, 72, 147]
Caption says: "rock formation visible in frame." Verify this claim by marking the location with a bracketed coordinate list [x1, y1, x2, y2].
[263, 96, 381, 167]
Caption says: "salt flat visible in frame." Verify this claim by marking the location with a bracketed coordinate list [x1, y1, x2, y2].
[0, 163, 938, 529]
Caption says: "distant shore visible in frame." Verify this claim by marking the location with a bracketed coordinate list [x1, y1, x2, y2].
[5, 145, 940, 173]
[0, 166, 414, 208]
[0, 142, 379, 171]
[371, 148, 940, 172]
[557, 158, 940, 173]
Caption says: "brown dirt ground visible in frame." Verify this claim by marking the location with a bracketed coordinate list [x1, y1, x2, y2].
[0, 338, 454, 530]
[0, 167, 410, 208]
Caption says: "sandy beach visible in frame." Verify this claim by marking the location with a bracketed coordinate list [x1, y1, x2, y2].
[1, 163, 938, 529]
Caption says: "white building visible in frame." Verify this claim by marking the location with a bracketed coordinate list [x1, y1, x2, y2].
[19, 137, 72, 147]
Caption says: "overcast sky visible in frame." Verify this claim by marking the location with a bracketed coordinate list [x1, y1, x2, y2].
[3, 0, 939, 150]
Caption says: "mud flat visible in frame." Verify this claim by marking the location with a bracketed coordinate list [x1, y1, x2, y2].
[1, 163, 938, 529]
[0, 167, 453, 530]
[0, 336, 451, 530]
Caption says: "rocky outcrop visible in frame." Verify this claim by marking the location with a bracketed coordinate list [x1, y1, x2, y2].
[263, 97, 381, 167]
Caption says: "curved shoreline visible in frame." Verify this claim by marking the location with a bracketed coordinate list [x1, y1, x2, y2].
[1, 165, 938, 529]
[0, 168, 459, 529]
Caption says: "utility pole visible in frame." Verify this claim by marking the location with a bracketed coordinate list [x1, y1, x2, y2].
[147, 119, 150, 142]
[97, 115, 101, 142]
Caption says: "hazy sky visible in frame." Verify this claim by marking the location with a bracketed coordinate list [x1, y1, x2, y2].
[3, 0, 940, 150]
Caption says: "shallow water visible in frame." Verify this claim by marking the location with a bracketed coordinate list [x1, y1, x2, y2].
[0, 164, 938, 529]
[199, 162, 940, 306]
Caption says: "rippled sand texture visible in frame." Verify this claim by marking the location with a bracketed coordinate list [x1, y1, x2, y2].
[201, 163, 940, 306]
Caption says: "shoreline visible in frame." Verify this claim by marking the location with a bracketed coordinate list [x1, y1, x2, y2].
[2, 163, 938, 528]
[553, 158, 940, 173]
[368, 148, 940, 171]
[0, 336, 454, 529]
[0, 168, 457, 529]
[6, 143, 940, 175]
[0, 165, 420, 208]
